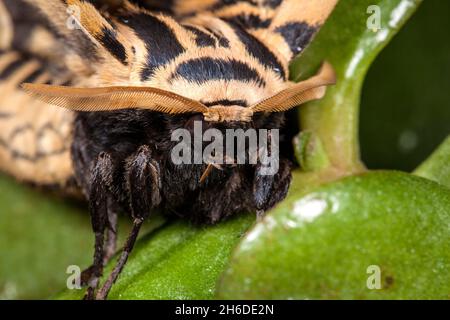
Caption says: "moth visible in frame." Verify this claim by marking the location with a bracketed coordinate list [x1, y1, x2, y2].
[0, 0, 337, 299]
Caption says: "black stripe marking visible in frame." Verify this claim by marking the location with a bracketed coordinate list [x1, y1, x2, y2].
[184, 25, 216, 48]
[172, 58, 266, 87]
[204, 27, 230, 48]
[132, 0, 175, 14]
[211, 0, 256, 11]
[204, 99, 248, 107]
[121, 13, 185, 81]
[263, 0, 282, 8]
[22, 67, 45, 84]
[275, 22, 318, 57]
[210, 0, 281, 12]
[97, 27, 128, 65]
[0, 58, 25, 81]
[224, 14, 272, 29]
[218, 36, 230, 48]
[230, 23, 286, 79]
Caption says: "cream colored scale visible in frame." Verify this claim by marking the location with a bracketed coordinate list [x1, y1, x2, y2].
[0, 51, 75, 187]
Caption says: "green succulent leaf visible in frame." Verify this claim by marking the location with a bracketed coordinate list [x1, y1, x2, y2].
[216, 172, 450, 299]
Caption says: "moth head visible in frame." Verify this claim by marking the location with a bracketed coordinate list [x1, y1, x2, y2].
[202, 105, 254, 123]
[22, 62, 335, 122]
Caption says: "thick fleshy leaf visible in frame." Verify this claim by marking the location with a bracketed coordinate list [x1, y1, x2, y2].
[216, 172, 450, 299]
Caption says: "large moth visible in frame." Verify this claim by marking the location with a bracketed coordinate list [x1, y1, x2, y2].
[0, 0, 337, 299]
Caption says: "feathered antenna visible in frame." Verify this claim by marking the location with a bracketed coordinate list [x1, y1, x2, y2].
[21, 84, 208, 114]
[22, 62, 335, 120]
[250, 61, 336, 113]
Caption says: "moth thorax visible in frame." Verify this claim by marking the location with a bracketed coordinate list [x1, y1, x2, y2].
[203, 106, 254, 122]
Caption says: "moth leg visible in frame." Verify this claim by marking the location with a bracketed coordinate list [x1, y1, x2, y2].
[253, 158, 292, 218]
[96, 145, 161, 300]
[103, 198, 119, 265]
[96, 218, 144, 300]
[81, 152, 114, 300]
[81, 198, 118, 289]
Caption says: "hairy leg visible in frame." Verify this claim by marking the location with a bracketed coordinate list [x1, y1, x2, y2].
[82, 152, 115, 300]
[96, 145, 161, 300]
[103, 198, 119, 265]
[253, 158, 292, 218]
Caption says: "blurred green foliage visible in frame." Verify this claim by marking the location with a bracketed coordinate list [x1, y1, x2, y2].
[0, 176, 92, 299]
[360, 0, 450, 171]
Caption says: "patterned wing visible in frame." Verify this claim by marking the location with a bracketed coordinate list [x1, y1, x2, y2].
[0, 1, 78, 190]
